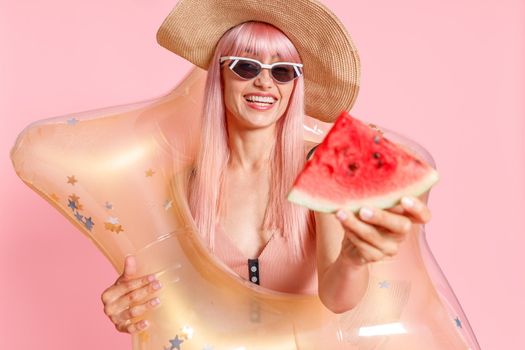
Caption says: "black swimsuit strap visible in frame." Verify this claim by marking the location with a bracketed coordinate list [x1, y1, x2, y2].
[306, 144, 319, 161]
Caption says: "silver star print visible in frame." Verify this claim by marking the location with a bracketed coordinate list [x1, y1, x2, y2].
[107, 216, 120, 225]
[169, 335, 184, 350]
[180, 325, 194, 339]
[84, 217, 94, 231]
[68, 199, 78, 210]
[164, 199, 173, 211]
[67, 117, 79, 125]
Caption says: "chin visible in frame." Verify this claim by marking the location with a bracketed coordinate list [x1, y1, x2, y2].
[243, 117, 279, 130]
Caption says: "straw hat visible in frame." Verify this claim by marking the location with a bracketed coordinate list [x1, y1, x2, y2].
[156, 0, 360, 123]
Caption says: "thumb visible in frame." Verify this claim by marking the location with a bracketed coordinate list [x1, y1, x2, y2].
[118, 255, 137, 282]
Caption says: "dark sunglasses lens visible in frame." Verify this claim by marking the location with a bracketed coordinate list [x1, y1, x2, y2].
[271, 65, 298, 83]
[232, 60, 260, 79]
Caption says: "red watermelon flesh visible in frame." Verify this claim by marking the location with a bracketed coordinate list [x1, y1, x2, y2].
[288, 111, 439, 213]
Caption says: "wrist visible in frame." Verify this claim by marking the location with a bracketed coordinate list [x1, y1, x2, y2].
[336, 250, 367, 271]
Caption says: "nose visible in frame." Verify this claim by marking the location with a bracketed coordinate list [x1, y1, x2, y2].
[254, 68, 273, 89]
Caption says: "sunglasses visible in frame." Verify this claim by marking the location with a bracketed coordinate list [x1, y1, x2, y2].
[219, 56, 303, 84]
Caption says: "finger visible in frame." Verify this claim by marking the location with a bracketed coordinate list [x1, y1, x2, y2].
[400, 196, 432, 223]
[117, 319, 149, 334]
[357, 206, 413, 240]
[385, 195, 432, 223]
[345, 232, 386, 263]
[108, 279, 163, 316]
[118, 255, 138, 282]
[336, 210, 398, 253]
[102, 274, 158, 312]
[348, 227, 399, 258]
[384, 203, 405, 215]
[119, 296, 161, 322]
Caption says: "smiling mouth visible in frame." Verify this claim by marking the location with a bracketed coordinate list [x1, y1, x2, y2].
[246, 100, 274, 107]
[244, 95, 277, 105]
[245, 99, 275, 111]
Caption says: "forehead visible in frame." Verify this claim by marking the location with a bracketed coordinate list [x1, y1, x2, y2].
[239, 47, 282, 60]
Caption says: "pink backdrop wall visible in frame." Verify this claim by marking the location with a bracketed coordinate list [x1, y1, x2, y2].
[1, 0, 523, 349]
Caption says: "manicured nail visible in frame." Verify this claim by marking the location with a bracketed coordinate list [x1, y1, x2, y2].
[150, 297, 160, 306]
[336, 210, 348, 221]
[401, 196, 414, 208]
[140, 320, 149, 329]
[359, 207, 373, 220]
[147, 274, 156, 283]
[152, 281, 162, 290]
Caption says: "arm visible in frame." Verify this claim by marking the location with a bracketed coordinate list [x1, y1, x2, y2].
[315, 192, 431, 314]
[306, 141, 368, 313]
[315, 210, 370, 314]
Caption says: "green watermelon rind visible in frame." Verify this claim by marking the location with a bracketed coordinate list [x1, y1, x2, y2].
[287, 168, 439, 213]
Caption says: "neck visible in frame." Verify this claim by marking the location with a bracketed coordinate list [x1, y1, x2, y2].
[226, 118, 276, 173]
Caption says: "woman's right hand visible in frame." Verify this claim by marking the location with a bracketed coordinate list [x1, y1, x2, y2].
[100, 255, 163, 334]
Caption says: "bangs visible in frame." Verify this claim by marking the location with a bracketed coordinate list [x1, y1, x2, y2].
[223, 21, 301, 63]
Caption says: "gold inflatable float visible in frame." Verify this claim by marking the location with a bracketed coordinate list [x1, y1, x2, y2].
[10, 67, 480, 349]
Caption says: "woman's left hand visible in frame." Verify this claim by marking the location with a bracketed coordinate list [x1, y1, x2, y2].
[335, 195, 432, 265]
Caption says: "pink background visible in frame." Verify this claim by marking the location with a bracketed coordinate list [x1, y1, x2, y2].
[1, 0, 523, 349]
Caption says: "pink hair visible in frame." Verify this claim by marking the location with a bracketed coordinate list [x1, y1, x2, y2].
[188, 21, 315, 262]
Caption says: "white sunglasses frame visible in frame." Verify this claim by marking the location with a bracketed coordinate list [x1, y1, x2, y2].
[219, 56, 303, 83]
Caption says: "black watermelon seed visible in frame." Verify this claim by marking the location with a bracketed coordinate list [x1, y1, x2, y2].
[376, 159, 384, 168]
[373, 152, 381, 159]
[348, 163, 359, 171]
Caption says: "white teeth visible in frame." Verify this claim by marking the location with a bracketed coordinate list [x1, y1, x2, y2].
[252, 102, 272, 107]
[245, 95, 276, 104]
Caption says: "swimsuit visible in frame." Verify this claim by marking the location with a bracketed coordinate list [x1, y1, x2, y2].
[211, 146, 320, 294]
[213, 222, 318, 295]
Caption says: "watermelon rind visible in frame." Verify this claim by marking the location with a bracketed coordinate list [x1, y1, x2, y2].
[287, 168, 439, 213]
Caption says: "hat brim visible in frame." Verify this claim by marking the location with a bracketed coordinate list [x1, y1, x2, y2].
[156, 0, 360, 122]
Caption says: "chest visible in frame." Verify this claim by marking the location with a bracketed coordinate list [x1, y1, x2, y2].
[220, 169, 273, 259]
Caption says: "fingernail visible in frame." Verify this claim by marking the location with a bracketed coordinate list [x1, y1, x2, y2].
[140, 320, 149, 329]
[147, 274, 156, 283]
[150, 297, 160, 306]
[152, 281, 162, 290]
[359, 207, 373, 220]
[336, 210, 348, 221]
[401, 196, 414, 208]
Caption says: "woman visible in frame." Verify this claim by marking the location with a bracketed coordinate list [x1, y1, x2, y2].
[100, 0, 432, 335]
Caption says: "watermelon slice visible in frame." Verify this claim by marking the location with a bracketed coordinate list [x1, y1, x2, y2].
[288, 111, 439, 213]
